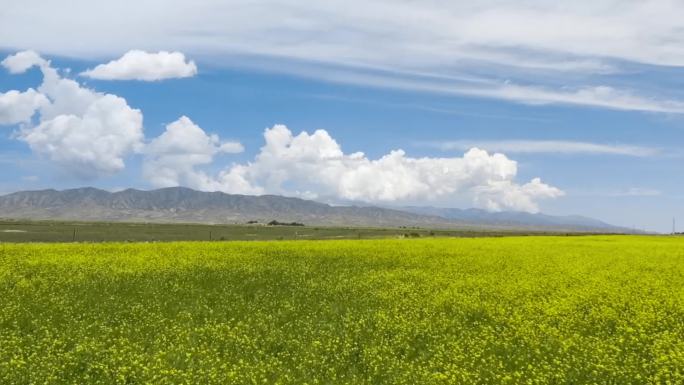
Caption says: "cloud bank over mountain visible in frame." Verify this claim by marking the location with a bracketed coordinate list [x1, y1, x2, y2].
[144, 124, 563, 212]
[0, 50, 563, 212]
[143, 116, 244, 188]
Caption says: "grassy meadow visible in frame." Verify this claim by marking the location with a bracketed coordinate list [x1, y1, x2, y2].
[0, 219, 569, 243]
[1, 236, 683, 384]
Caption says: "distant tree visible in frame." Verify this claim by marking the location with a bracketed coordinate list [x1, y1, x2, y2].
[267, 220, 304, 227]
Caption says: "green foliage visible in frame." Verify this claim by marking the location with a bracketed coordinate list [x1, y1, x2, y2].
[1, 236, 683, 384]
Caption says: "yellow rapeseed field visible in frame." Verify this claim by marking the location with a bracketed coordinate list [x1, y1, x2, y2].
[1, 236, 683, 384]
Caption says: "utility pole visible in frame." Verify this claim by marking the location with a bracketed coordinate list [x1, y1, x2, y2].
[673, 217, 677, 235]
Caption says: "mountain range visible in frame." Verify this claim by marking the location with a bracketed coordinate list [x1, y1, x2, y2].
[0, 187, 630, 232]
[398, 206, 622, 231]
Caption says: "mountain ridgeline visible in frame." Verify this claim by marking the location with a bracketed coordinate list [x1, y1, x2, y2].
[0, 187, 628, 232]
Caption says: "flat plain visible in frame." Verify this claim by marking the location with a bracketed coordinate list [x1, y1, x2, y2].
[1, 236, 683, 384]
[0, 219, 570, 243]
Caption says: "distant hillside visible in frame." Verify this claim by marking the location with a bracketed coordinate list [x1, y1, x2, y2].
[0, 187, 455, 228]
[399, 206, 626, 232]
[0, 187, 629, 232]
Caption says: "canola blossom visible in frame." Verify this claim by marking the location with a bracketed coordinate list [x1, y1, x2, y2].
[1, 236, 683, 384]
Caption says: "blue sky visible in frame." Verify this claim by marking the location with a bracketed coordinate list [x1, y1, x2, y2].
[1, 1, 683, 232]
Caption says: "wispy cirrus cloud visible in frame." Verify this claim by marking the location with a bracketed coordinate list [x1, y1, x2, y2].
[610, 188, 662, 197]
[431, 140, 661, 157]
[296, 67, 684, 113]
[3, 1, 684, 113]
[572, 187, 663, 197]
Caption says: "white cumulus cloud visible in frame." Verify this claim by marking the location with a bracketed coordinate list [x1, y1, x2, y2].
[21, 94, 144, 178]
[473, 178, 564, 212]
[0, 89, 48, 125]
[1, 50, 48, 74]
[144, 124, 563, 212]
[1, 51, 145, 179]
[143, 116, 243, 188]
[81, 50, 197, 81]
